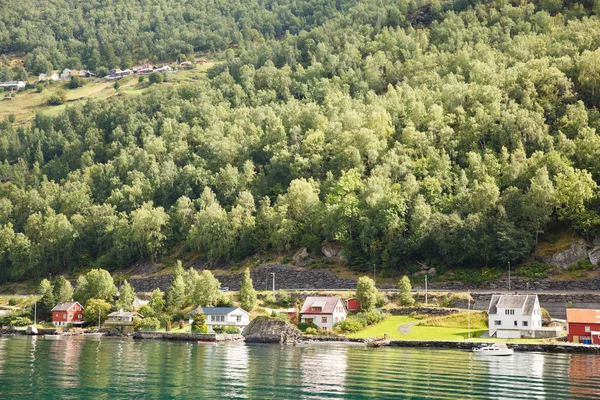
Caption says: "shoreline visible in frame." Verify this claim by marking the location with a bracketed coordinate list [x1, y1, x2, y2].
[3, 329, 600, 354]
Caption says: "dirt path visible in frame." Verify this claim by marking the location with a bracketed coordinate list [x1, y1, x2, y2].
[398, 322, 419, 335]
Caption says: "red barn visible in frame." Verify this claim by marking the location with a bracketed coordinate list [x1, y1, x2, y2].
[345, 298, 361, 311]
[52, 302, 85, 327]
[566, 309, 600, 344]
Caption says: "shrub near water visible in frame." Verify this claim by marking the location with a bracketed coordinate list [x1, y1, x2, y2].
[335, 310, 386, 333]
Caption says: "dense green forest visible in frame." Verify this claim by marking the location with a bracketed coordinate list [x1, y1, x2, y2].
[1, 0, 600, 283]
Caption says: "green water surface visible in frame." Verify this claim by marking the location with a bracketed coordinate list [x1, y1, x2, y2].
[0, 336, 598, 399]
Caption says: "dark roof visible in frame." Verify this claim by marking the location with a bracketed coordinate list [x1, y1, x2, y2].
[201, 307, 249, 315]
[51, 302, 82, 312]
[300, 296, 343, 314]
[488, 295, 538, 316]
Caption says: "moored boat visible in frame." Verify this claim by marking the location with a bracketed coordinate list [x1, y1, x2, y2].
[472, 342, 514, 356]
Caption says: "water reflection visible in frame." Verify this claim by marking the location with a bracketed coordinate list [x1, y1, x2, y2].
[301, 344, 347, 399]
[570, 354, 600, 398]
[482, 353, 545, 399]
[221, 342, 249, 398]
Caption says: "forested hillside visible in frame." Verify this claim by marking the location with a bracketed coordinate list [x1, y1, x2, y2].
[1, 0, 600, 283]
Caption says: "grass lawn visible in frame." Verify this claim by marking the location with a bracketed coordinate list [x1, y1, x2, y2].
[348, 315, 488, 341]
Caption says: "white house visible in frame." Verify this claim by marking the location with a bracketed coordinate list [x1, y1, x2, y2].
[39, 73, 59, 81]
[300, 296, 347, 331]
[487, 294, 542, 339]
[190, 307, 250, 333]
[60, 68, 71, 80]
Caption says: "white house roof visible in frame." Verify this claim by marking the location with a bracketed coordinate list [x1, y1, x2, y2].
[488, 294, 538, 316]
[300, 296, 344, 314]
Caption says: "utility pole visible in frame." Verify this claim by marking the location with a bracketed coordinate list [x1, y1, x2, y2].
[271, 273, 275, 294]
[508, 261, 511, 291]
[468, 289, 471, 340]
[34, 295, 37, 326]
[373, 264, 376, 287]
[425, 275, 428, 305]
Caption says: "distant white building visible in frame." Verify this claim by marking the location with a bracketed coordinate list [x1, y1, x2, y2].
[60, 68, 71, 80]
[39, 73, 59, 81]
[153, 66, 172, 73]
[0, 81, 26, 89]
[190, 307, 250, 333]
[300, 296, 347, 331]
[488, 294, 542, 339]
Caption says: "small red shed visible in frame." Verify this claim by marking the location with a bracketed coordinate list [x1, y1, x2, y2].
[566, 309, 600, 344]
[345, 298, 361, 311]
[52, 301, 85, 327]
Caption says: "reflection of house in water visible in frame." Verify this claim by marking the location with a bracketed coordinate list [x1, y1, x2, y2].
[0, 339, 6, 374]
[220, 343, 249, 398]
[483, 353, 545, 400]
[569, 354, 600, 398]
[50, 338, 83, 388]
[301, 345, 347, 398]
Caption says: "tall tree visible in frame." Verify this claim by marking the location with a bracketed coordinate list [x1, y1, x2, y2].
[53, 276, 74, 303]
[355, 276, 378, 311]
[239, 268, 256, 311]
[116, 280, 135, 311]
[398, 276, 415, 306]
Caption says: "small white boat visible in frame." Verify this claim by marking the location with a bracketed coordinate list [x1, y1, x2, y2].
[472, 342, 514, 356]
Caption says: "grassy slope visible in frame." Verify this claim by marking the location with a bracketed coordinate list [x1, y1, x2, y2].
[0, 62, 217, 124]
[349, 314, 488, 341]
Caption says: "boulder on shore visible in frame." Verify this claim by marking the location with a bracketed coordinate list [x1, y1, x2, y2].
[26, 325, 38, 335]
[242, 316, 301, 344]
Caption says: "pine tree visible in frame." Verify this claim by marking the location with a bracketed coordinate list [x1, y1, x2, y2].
[38, 279, 55, 321]
[192, 313, 208, 333]
[239, 268, 256, 311]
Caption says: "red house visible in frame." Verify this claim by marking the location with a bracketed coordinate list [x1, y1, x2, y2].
[52, 302, 85, 327]
[566, 309, 600, 344]
[345, 298, 361, 311]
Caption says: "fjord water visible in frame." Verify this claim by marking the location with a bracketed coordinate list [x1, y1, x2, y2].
[1, 336, 599, 399]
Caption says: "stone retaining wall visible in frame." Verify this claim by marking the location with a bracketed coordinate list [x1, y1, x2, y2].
[387, 340, 600, 354]
[132, 332, 244, 342]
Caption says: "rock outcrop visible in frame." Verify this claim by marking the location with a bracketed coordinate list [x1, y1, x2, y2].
[542, 239, 589, 269]
[242, 316, 301, 344]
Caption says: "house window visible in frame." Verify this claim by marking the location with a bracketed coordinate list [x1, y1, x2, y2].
[63, 314, 67, 319]
[68, 314, 72, 319]
[78, 315, 82, 319]
[211, 316, 216, 322]
[505, 309, 515, 315]
[311, 307, 322, 312]
[523, 321, 528, 327]
[514, 321, 518, 326]
[321, 317, 327, 324]
[236, 316, 241, 322]
[494, 320, 501, 326]
[586, 326, 591, 333]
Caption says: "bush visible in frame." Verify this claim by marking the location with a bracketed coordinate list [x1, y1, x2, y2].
[138, 75, 145, 83]
[139, 317, 160, 331]
[67, 76, 84, 89]
[96, 67, 109, 77]
[568, 259, 595, 272]
[264, 294, 276, 306]
[10, 317, 33, 327]
[297, 322, 318, 332]
[335, 317, 364, 333]
[212, 325, 225, 333]
[35, 84, 44, 93]
[47, 89, 67, 105]
[8, 297, 19, 306]
[149, 72, 164, 84]
[517, 262, 553, 279]
[225, 326, 240, 334]
[305, 327, 318, 335]
[113, 81, 121, 90]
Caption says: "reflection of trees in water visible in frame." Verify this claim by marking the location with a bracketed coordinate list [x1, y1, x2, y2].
[301, 344, 347, 399]
[570, 354, 600, 399]
[0, 338, 6, 375]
